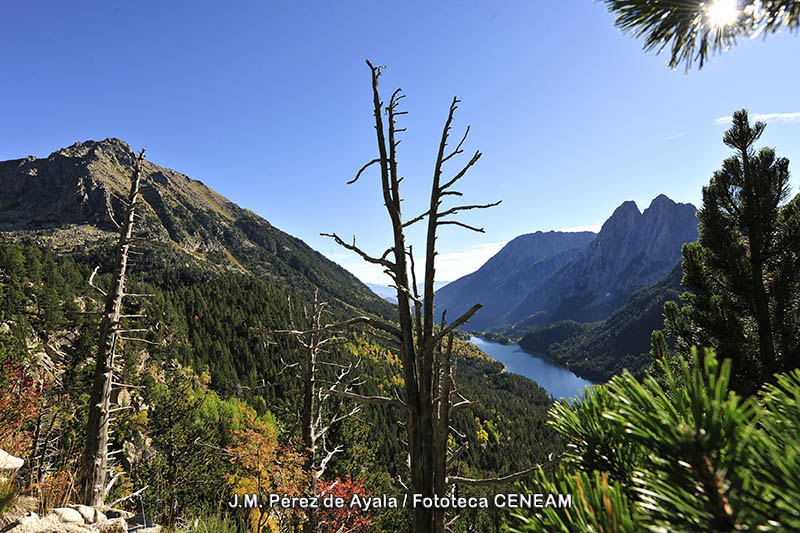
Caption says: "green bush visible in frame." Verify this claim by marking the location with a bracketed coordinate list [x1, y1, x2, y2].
[514, 349, 800, 531]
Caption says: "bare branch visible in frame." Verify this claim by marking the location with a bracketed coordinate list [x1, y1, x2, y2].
[438, 200, 501, 219]
[441, 125, 470, 164]
[117, 336, 159, 345]
[320, 232, 395, 269]
[437, 220, 485, 233]
[323, 389, 406, 410]
[450, 399, 475, 415]
[108, 485, 148, 507]
[402, 209, 431, 228]
[348, 158, 381, 185]
[88, 266, 107, 297]
[439, 150, 482, 192]
[448, 453, 564, 487]
[447, 444, 468, 469]
[430, 304, 481, 347]
[252, 315, 401, 340]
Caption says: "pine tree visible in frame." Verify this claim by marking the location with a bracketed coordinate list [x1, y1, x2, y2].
[658, 109, 799, 393]
[603, 0, 799, 70]
[513, 349, 800, 531]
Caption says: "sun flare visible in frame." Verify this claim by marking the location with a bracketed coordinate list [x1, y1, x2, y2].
[706, 0, 740, 28]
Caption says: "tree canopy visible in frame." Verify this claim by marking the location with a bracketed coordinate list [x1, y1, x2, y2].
[658, 109, 799, 393]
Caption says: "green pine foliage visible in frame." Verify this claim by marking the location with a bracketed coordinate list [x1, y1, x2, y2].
[603, 0, 800, 71]
[658, 110, 800, 394]
[514, 348, 800, 531]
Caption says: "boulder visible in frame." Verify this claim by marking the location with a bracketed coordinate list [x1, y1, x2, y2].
[0, 449, 24, 478]
[67, 506, 105, 525]
[98, 519, 127, 533]
[123, 514, 156, 532]
[123, 514, 159, 533]
[50, 508, 85, 525]
[100, 510, 133, 521]
[2, 511, 93, 533]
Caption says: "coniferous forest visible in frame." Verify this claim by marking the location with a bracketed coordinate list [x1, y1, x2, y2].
[2, 2, 800, 533]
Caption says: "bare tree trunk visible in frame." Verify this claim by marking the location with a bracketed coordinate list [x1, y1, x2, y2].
[80, 149, 146, 506]
[325, 61, 565, 531]
[255, 291, 367, 533]
[325, 61, 496, 532]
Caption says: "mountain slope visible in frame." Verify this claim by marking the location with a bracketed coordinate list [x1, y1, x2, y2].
[517, 262, 683, 381]
[503, 195, 697, 327]
[435, 231, 596, 330]
[0, 138, 393, 317]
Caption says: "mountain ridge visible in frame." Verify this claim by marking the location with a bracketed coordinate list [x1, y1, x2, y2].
[0, 138, 393, 317]
[435, 231, 597, 331]
[500, 194, 697, 328]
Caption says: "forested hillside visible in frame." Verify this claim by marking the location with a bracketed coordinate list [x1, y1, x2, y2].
[516, 262, 683, 381]
[0, 239, 561, 531]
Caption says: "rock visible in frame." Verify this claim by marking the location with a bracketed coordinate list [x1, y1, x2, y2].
[115, 389, 131, 408]
[2, 512, 39, 533]
[121, 442, 136, 467]
[101, 510, 133, 521]
[98, 518, 127, 533]
[3, 512, 92, 533]
[0, 449, 24, 478]
[124, 514, 155, 531]
[50, 508, 85, 525]
[67, 506, 105, 524]
[124, 514, 159, 533]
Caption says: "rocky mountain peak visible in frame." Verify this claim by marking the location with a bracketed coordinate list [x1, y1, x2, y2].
[53, 138, 139, 171]
[600, 200, 640, 231]
[648, 193, 674, 209]
[0, 139, 392, 316]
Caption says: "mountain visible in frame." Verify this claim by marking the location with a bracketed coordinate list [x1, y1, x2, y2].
[366, 283, 398, 302]
[368, 281, 451, 304]
[0, 138, 393, 317]
[517, 262, 683, 381]
[502, 195, 697, 327]
[434, 231, 597, 330]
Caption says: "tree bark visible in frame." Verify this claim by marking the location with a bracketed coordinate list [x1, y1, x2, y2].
[80, 150, 145, 506]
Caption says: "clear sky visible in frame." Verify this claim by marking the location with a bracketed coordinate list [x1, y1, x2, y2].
[2, 1, 798, 284]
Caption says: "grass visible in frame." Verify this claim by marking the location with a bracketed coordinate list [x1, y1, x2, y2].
[0, 477, 17, 517]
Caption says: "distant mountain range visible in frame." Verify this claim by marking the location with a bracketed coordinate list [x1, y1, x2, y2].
[0, 138, 393, 317]
[367, 281, 450, 304]
[434, 231, 596, 330]
[436, 194, 698, 332]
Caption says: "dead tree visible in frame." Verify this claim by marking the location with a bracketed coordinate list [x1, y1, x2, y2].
[79, 149, 151, 507]
[323, 61, 562, 533]
[253, 289, 382, 533]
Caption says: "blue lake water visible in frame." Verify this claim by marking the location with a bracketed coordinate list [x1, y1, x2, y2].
[469, 336, 595, 400]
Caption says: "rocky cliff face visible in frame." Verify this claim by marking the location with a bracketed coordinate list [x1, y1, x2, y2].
[435, 231, 597, 331]
[0, 139, 392, 316]
[504, 194, 698, 326]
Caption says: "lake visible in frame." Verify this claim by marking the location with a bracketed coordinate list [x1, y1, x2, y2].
[469, 336, 594, 400]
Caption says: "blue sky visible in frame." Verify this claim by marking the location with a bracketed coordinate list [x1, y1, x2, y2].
[2, 1, 798, 283]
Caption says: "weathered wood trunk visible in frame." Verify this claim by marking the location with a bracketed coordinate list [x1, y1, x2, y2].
[80, 150, 145, 506]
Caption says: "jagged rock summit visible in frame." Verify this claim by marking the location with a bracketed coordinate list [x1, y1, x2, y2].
[435, 194, 698, 331]
[503, 194, 698, 326]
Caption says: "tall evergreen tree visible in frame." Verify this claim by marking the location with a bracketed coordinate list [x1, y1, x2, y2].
[660, 109, 799, 392]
